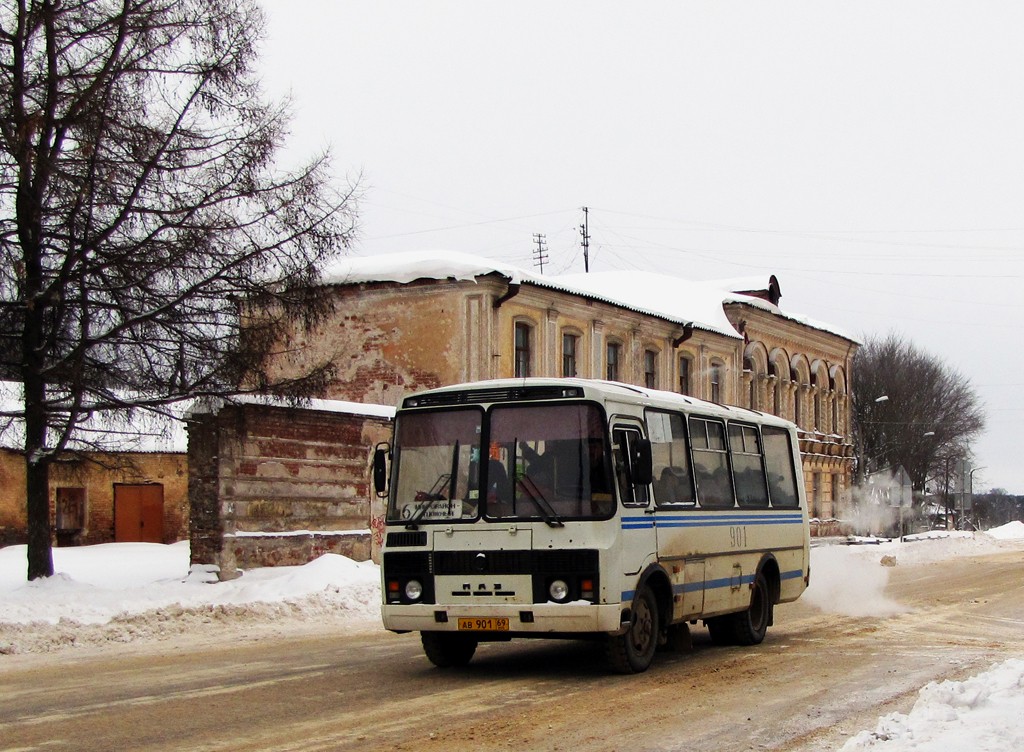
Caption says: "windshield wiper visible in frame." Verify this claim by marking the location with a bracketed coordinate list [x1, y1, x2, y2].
[516, 474, 564, 528]
[406, 441, 459, 529]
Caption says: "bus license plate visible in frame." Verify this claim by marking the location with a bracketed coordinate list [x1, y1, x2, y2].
[457, 617, 509, 631]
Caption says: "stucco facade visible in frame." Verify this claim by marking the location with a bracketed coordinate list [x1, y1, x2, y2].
[267, 266, 857, 533]
[724, 303, 857, 530]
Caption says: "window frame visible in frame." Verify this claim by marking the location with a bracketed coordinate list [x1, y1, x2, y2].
[761, 425, 801, 508]
[709, 361, 724, 404]
[514, 321, 533, 378]
[561, 331, 579, 378]
[646, 409, 696, 508]
[728, 422, 770, 508]
[688, 415, 735, 508]
[606, 340, 622, 381]
[678, 354, 692, 396]
[643, 349, 658, 389]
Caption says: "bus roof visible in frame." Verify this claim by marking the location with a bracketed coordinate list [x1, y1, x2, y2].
[399, 377, 797, 430]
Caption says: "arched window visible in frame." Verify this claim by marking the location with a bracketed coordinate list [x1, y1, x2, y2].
[606, 341, 622, 381]
[744, 355, 756, 409]
[767, 361, 779, 414]
[514, 321, 532, 378]
[710, 361, 724, 404]
[811, 373, 822, 431]
[561, 331, 579, 377]
[678, 354, 693, 395]
[644, 349, 658, 389]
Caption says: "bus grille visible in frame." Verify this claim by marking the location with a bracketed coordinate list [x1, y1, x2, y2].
[432, 549, 598, 575]
[386, 531, 427, 547]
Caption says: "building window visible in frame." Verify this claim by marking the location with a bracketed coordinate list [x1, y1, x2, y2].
[514, 322, 532, 378]
[562, 333, 578, 377]
[678, 355, 691, 395]
[55, 487, 86, 546]
[606, 342, 621, 381]
[710, 362, 723, 404]
[55, 487, 86, 532]
[643, 350, 657, 389]
[812, 375, 822, 431]
[767, 362, 779, 414]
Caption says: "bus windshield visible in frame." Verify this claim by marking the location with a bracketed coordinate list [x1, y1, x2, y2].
[484, 403, 614, 521]
[388, 402, 615, 524]
[389, 408, 483, 523]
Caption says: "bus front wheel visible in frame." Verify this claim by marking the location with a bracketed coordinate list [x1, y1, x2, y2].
[421, 632, 478, 668]
[606, 586, 659, 674]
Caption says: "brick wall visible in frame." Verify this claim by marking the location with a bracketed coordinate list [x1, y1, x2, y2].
[0, 447, 187, 547]
[188, 402, 392, 579]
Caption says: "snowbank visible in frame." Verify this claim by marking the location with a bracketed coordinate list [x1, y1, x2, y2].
[0, 541, 380, 654]
[841, 658, 1024, 751]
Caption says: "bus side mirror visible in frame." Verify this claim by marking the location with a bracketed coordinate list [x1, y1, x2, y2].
[373, 443, 390, 498]
[633, 438, 653, 486]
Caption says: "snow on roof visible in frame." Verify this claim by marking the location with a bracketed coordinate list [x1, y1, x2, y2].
[321, 250, 853, 341]
[553, 270, 740, 337]
[202, 394, 397, 420]
[322, 249, 528, 287]
[0, 381, 187, 454]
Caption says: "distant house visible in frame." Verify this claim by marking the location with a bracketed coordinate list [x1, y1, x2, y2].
[0, 382, 188, 547]
[259, 250, 858, 529]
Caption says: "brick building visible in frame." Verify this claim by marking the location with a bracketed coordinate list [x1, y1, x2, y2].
[264, 251, 858, 531]
[187, 397, 393, 578]
[0, 382, 188, 547]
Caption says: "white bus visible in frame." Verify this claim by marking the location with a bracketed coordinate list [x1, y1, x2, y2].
[374, 378, 810, 673]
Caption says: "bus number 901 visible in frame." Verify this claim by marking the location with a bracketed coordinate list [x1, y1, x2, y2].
[729, 526, 749, 548]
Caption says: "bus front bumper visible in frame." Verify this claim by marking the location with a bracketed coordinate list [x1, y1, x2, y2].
[382, 602, 624, 635]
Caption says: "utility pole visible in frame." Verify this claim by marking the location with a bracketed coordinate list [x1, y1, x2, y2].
[580, 206, 591, 272]
[532, 233, 549, 273]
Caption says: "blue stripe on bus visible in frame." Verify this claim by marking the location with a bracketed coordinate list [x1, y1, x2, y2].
[621, 513, 803, 531]
[623, 569, 803, 603]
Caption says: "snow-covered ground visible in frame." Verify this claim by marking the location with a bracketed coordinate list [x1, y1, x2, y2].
[2, 521, 1023, 749]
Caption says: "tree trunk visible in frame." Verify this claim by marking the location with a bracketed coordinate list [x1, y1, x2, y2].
[26, 457, 54, 580]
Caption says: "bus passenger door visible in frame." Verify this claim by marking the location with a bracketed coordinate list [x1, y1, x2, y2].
[613, 423, 656, 577]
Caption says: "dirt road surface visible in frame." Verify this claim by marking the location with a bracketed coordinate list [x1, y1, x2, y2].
[2, 549, 1022, 752]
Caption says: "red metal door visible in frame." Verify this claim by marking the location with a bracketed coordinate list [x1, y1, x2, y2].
[114, 484, 164, 543]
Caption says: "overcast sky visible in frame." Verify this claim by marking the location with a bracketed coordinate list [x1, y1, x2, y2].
[257, 1, 1024, 495]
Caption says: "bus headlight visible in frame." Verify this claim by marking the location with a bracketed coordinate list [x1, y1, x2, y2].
[548, 579, 570, 602]
[405, 579, 424, 601]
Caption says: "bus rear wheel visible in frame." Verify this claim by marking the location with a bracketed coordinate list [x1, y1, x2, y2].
[707, 571, 772, 647]
[733, 571, 772, 646]
[606, 585, 659, 674]
[421, 632, 478, 668]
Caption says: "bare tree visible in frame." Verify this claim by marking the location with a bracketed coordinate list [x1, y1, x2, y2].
[851, 333, 984, 492]
[0, 0, 357, 579]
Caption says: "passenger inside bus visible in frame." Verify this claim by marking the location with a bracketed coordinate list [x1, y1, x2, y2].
[655, 466, 694, 506]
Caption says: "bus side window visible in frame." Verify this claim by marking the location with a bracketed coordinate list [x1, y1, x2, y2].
[762, 426, 801, 508]
[646, 410, 695, 507]
[729, 423, 770, 508]
[613, 427, 651, 508]
[689, 416, 735, 508]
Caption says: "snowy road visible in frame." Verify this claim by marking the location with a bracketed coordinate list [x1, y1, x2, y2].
[1, 547, 1022, 751]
